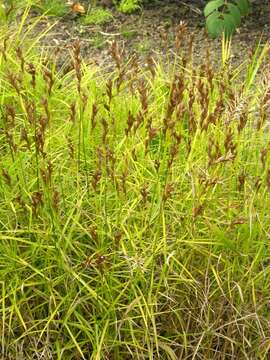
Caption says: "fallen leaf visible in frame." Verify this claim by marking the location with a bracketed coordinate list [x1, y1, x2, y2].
[71, 2, 85, 14]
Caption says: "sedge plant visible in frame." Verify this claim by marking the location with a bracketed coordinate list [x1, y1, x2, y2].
[0, 8, 270, 360]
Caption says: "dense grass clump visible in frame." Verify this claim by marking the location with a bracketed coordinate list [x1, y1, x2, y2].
[1, 14, 270, 359]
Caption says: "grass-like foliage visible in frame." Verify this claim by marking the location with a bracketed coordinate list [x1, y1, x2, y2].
[1, 12, 270, 359]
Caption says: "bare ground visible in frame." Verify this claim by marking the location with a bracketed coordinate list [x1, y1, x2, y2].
[23, 0, 270, 69]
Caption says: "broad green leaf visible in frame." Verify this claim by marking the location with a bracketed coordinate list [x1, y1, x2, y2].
[206, 11, 224, 38]
[204, 0, 225, 17]
[223, 13, 237, 37]
[227, 3, 241, 27]
[234, 0, 250, 16]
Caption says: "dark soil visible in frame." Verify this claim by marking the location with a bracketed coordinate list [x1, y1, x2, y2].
[25, 0, 270, 69]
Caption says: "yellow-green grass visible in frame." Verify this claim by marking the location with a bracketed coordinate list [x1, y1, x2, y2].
[1, 7, 270, 360]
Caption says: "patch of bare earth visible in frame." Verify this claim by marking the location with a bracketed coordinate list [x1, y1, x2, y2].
[24, 0, 270, 69]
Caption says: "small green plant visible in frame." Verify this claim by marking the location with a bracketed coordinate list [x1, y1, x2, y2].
[135, 38, 151, 53]
[91, 33, 107, 49]
[117, 0, 141, 14]
[121, 27, 138, 39]
[204, 0, 251, 38]
[36, 0, 68, 17]
[81, 7, 113, 25]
